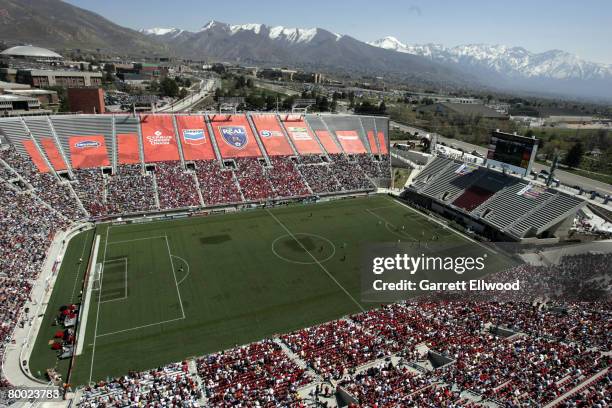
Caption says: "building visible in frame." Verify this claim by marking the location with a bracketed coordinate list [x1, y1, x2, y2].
[15, 69, 102, 88]
[0, 81, 58, 108]
[0, 45, 63, 62]
[4, 89, 59, 108]
[67, 88, 105, 114]
[0, 94, 51, 116]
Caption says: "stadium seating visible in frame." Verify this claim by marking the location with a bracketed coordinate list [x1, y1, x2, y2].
[78, 362, 201, 407]
[106, 164, 157, 215]
[234, 157, 276, 201]
[1, 114, 607, 408]
[0, 146, 86, 220]
[196, 339, 311, 407]
[73, 168, 107, 217]
[154, 161, 201, 209]
[409, 155, 585, 238]
[267, 156, 310, 198]
[194, 160, 242, 206]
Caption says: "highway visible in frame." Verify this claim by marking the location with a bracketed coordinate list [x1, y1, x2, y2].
[156, 77, 218, 113]
[391, 121, 612, 195]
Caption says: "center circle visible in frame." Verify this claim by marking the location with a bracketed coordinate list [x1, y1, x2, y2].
[271, 233, 336, 265]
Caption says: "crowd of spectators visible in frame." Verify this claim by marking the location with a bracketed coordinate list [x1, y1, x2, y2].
[234, 157, 276, 202]
[0, 181, 67, 279]
[0, 146, 86, 220]
[329, 154, 375, 191]
[267, 156, 310, 198]
[194, 160, 242, 206]
[281, 319, 389, 381]
[356, 154, 390, 180]
[105, 165, 157, 215]
[196, 339, 310, 406]
[0, 276, 32, 383]
[341, 363, 481, 408]
[297, 160, 343, 194]
[79, 362, 201, 407]
[154, 162, 201, 209]
[73, 168, 107, 217]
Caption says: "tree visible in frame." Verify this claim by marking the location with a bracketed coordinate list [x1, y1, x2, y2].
[564, 142, 584, 168]
[378, 101, 387, 114]
[159, 77, 179, 98]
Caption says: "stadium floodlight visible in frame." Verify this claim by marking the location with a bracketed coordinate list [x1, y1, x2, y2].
[218, 97, 245, 114]
[292, 99, 316, 113]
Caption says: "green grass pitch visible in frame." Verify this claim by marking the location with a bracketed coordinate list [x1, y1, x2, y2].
[29, 195, 510, 385]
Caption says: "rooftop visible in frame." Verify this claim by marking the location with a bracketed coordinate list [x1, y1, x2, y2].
[1, 45, 63, 59]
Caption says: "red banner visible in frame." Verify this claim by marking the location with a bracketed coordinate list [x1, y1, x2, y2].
[175, 115, 216, 161]
[335, 130, 367, 154]
[367, 130, 379, 154]
[282, 118, 321, 155]
[208, 114, 261, 158]
[377, 131, 388, 154]
[69, 135, 110, 169]
[251, 114, 293, 156]
[39, 137, 67, 171]
[140, 115, 180, 162]
[22, 140, 50, 173]
[117, 133, 141, 164]
[314, 130, 341, 154]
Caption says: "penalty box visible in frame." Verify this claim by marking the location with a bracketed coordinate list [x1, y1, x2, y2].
[94, 235, 185, 338]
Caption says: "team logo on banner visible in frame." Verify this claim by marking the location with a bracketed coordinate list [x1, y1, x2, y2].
[182, 129, 206, 145]
[219, 126, 248, 149]
[288, 127, 311, 140]
[260, 130, 283, 138]
[75, 140, 100, 149]
[146, 130, 173, 145]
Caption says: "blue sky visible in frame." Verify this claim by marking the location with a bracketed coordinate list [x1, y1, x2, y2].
[67, 0, 612, 64]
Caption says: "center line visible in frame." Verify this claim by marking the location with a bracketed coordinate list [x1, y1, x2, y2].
[266, 209, 366, 313]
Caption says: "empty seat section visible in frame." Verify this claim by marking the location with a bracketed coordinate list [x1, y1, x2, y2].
[51, 115, 113, 169]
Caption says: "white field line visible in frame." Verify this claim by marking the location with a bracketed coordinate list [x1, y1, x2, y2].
[70, 231, 92, 303]
[94, 235, 185, 338]
[386, 196, 498, 255]
[172, 255, 191, 285]
[95, 317, 185, 338]
[107, 235, 168, 245]
[75, 234, 100, 356]
[265, 209, 366, 313]
[165, 236, 186, 319]
[88, 226, 110, 384]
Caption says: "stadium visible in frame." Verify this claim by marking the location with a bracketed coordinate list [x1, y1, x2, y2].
[0, 111, 609, 408]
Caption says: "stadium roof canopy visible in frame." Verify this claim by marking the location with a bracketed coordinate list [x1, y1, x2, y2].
[0, 45, 63, 59]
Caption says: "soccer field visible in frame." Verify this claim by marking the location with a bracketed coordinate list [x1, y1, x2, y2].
[30, 195, 508, 385]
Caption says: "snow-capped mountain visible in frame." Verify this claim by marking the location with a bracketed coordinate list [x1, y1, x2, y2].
[139, 27, 181, 36]
[139, 20, 469, 88]
[368, 36, 612, 81]
[204, 20, 339, 43]
[138, 20, 612, 100]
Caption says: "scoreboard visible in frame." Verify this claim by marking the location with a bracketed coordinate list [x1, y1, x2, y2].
[486, 131, 538, 176]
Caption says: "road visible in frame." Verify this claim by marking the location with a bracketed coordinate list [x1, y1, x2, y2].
[391, 121, 612, 195]
[156, 77, 218, 113]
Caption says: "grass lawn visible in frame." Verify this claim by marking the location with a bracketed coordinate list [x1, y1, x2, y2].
[30, 195, 512, 385]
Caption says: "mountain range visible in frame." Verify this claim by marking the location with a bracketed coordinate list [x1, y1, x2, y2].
[1, 0, 610, 100]
[137, 21, 470, 89]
